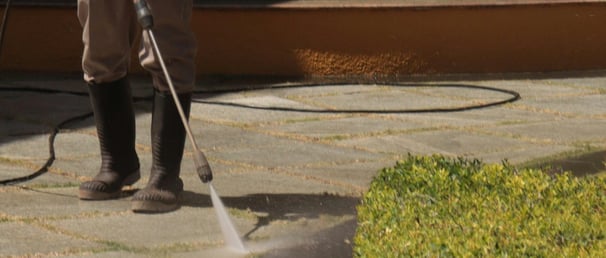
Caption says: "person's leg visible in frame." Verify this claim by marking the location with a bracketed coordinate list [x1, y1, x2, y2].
[79, 0, 139, 84]
[139, 0, 197, 94]
[132, 0, 197, 212]
[77, 0, 141, 200]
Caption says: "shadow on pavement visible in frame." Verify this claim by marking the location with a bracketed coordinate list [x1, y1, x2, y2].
[532, 150, 606, 177]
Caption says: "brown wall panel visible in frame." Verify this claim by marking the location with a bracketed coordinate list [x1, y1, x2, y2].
[0, 4, 605, 78]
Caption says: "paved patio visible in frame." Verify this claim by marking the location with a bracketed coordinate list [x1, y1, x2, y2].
[1, 71, 605, 257]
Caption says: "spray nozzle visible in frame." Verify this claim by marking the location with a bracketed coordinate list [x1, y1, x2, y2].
[134, 0, 153, 30]
[194, 150, 213, 183]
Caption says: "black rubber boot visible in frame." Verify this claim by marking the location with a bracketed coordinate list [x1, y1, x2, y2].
[131, 90, 191, 213]
[79, 77, 140, 200]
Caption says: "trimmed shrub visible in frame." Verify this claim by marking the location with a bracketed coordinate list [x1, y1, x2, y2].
[354, 155, 606, 257]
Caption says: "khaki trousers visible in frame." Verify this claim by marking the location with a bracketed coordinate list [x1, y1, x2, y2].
[77, 0, 197, 93]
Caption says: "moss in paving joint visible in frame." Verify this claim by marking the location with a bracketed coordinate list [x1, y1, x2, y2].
[320, 126, 446, 142]
[25, 181, 80, 189]
[245, 128, 321, 143]
[277, 114, 353, 125]
[140, 241, 223, 257]
[37, 210, 132, 222]
[284, 157, 378, 170]
[135, 142, 152, 152]
[530, 79, 606, 94]
[510, 104, 580, 118]
[284, 95, 337, 110]
[20, 215, 142, 254]
[0, 213, 11, 223]
[228, 207, 260, 220]
[189, 115, 251, 129]
[470, 127, 557, 145]
[96, 240, 146, 254]
[571, 141, 603, 151]
[495, 119, 534, 126]
[0, 156, 41, 171]
[47, 166, 90, 182]
[22, 247, 106, 258]
[208, 158, 266, 171]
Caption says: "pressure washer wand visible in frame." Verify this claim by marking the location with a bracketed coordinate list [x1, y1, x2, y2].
[134, 0, 213, 183]
[0, 0, 12, 61]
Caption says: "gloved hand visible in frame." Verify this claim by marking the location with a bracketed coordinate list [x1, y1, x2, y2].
[133, 0, 153, 29]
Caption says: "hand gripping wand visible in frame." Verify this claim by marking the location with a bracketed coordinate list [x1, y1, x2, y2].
[134, 0, 213, 183]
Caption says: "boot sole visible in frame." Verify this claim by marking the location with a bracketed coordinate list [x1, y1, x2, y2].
[78, 170, 141, 200]
[131, 200, 178, 213]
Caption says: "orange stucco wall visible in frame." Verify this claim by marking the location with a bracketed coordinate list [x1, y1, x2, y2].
[0, 4, 605, 78]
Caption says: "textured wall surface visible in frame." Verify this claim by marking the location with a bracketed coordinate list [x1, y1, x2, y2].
[0, 3, 605, 78]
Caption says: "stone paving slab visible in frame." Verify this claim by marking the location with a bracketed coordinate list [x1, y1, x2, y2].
[334, 129, 536, 158]
[0, 134, 51, 160]
[520, 94, 606, 116]
[0, 166, 75, 187]
[488, 119, 606, 145]
[186, 120, 307, 151]
[254, 84, 379, 97]
[475, 144, 577, 165]
[406, 106, 560, 126]
[306, 90, 469, 111]
[212, 141, 382, 169]
[0, 187, 129, 218]
[0, 221, 102, 257]
[336, 132, 458, 156]
[189, 101, 336, 124]
[187, 169, 355, 196]
[53, 132, 100, 159]
[482, 79, 597, 96]
[47, 207, 228, 249]
[261, 116, 427, 139]
[292, 160, 394, 192]
[402, 129, 540, 155]
[0, 164, 36, 184]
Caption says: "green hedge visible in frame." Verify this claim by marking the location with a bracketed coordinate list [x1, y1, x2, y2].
[354, 155, 606, 257]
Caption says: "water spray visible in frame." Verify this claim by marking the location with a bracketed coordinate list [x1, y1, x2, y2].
[134, 0, 247, 253]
